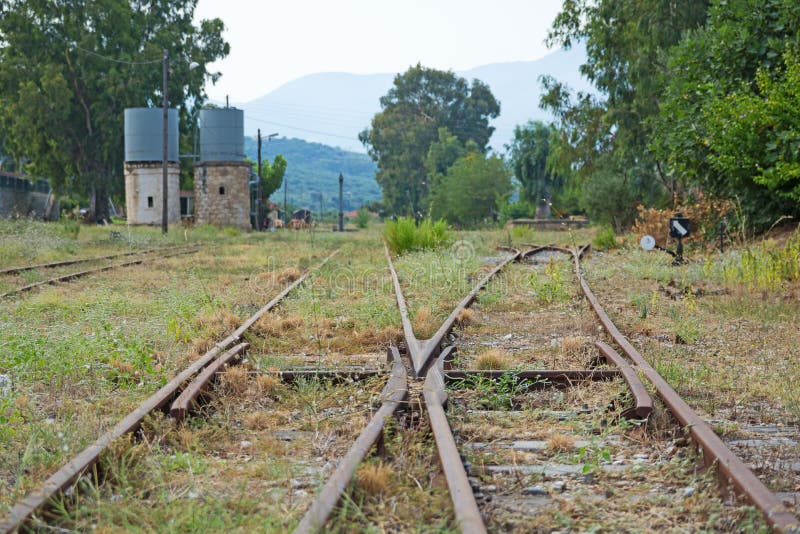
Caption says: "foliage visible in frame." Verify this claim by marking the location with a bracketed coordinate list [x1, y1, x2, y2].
[243, 136, 379, 211]
[354, 207, 371, 229]
[531, 259, 571, 304]
[631, 194, 733, 247]
[249, 154, 286, 200]
[719, 229, 800, 290]
[506, 121, 565, 215]
[499, 199, 536, 223]
[0, 1, 229, 221]
[652, 0, 800, 229]
[543, 0, 709, 209]
[592, 225, 618, 250]
[383, 217, 451, 255]
[360, 64, 500, 216]
[429, 152, 511, 227]
[578, 160, 649, 232]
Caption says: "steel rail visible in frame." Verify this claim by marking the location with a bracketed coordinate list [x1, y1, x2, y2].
[0, 247, 199, 298]
[385, 244, 521, 377]
[593, 341, 653, 419]
[0, 249, 339, 533]
[0, 245, 193, 275]
[170, 342, 250, 421]
[293, 356, 408, 534]
[568, 248, 799, 532]
[423, 348, 487, 534]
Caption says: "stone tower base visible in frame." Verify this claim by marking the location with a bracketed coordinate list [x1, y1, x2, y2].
[194, 161, 251, 229]
[124, 162, 180, 225]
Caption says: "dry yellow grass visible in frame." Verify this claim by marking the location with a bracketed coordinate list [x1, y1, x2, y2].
[244, 410, 273, 431]
[561, 336, 585, 357]
[547, 433, 575, 452]
[356, 462, 393, 496]
[473, 348, 510, 370]
[253, 375, 280, 397]
[219, 365, 250, 395]
[413, 308, 439, 338]
[456, 308, 476, 326]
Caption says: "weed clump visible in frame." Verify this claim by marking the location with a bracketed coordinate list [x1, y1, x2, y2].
[356, 462, 393, 497]
[548, 433, 575, 452]
[455, 308, 476, 327]
[384, 217, 451, 254]
[592, 225, 619, 250]
[412, 308, 438, 338]
[473, 349, 510, 370]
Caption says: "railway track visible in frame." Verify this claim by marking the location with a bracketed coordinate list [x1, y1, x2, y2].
[2, 240, 798, 532]
[0, 245, 200, 298]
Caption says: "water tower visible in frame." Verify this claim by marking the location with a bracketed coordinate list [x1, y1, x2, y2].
[193, 108, 250, 229]
[123, 108, 180, 225]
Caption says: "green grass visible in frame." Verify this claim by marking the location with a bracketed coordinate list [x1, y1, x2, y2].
[383, 217, 451, 254]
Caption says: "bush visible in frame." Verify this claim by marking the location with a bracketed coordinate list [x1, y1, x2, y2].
[354, 207, 371, 229]
[384, 217, 451, 254]
[592, 225, 619, 250]
[499, 200, 536, 223]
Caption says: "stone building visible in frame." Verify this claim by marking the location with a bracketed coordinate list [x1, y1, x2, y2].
[124, 162, 180, 225]
[193, 161, 250, 229]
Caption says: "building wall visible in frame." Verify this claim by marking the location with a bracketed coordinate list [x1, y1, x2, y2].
[193, 162, 251, 229]
[0, 190, 52, 219]
[124, 162, 180, 225]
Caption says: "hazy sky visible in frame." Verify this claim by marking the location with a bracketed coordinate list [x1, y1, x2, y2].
[193, 0, 565, 104]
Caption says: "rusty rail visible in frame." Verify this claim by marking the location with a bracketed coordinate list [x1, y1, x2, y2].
[0, 245, 192, 275]
[170, 343, 249, 421]
[293, 355, 408, 534]
[0, 247, 199, 298]
[593, 342, 653, 419]
[424, 348, 487, 534]
[385, 244, 520, 377]
[0, 249, 338, 533]
[567, 248, 799, 532]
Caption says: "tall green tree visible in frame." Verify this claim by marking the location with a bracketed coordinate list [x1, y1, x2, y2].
[0, 0, 228, 221]
[359, 64, 500, 216]
[429, 152, 511, 227]
[506, 121, 566, 216]
[541, 0, 709, 224]
[652, 0, 800, 227]
[250, 154, 287, 200]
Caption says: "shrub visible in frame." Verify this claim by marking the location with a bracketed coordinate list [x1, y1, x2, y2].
[354, 207, 371, 229]
[383, 217, 451, 254]
[592, 225, 618, 250]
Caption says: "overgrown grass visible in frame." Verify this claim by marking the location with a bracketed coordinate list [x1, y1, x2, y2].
[592, 225, 619, 250]
[383, 217, 451, 254]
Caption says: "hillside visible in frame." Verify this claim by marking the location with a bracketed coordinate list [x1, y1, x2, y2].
[243, 136, 379, 210]
[238, 44, 591, 153]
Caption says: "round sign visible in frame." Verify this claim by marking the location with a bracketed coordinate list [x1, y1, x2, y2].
[640, 235, 656, 251]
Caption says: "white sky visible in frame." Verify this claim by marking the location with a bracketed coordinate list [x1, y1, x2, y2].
[193, 0, 565, 103]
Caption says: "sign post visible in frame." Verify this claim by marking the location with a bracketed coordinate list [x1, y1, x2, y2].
[669, 213, 691, 265]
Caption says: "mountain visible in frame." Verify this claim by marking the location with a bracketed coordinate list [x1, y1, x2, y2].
[243, 136, 379, 210]
[239, 44, 591, 153]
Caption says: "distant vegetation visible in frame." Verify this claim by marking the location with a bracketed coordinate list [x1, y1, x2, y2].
[243, 137, 379, 211]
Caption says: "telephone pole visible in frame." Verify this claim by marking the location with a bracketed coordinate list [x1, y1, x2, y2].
[256, 129, 262, 230]
[338, 173, 344, 232]
[161, 49, 169, 234]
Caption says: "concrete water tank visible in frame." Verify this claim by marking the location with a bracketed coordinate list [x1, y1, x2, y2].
[124, 108, 179, 162]
[199, 108, 244, 162]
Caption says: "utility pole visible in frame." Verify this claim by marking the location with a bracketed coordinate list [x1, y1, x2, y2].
[338, 173, 344, 232]
[283, 173, 288, 226]
[161, 48, 169, 234]
[256, 129, 262, 231]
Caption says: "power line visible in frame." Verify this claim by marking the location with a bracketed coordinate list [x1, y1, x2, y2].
[72, 44, 162, 65]
[244, 115, 360, 142]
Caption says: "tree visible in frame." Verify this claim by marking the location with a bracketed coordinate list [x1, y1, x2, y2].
[257, 154, 287, 200]
[360, 64, 500, 216]
[506, 121, 567, 217]
[429, 152, 511, 227]
[542, 0, 709, 217]
[0, 0, 229, 221]
[652, 0, 800, 228]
